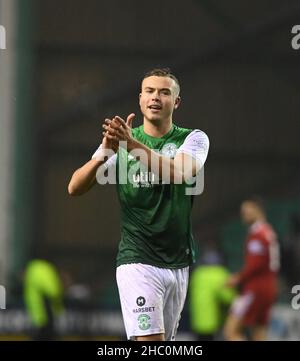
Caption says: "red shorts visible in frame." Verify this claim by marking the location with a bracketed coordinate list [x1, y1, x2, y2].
[231, 290, 275, 326]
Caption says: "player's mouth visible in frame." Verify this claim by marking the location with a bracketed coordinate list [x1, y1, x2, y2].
[148, 104, 162, 112]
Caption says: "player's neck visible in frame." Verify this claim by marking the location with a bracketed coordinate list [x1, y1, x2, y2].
[143, 118, 173, 138]
[250, 217, 266, 227]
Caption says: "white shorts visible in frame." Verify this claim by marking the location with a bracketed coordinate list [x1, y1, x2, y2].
[116, 263, 189, 340]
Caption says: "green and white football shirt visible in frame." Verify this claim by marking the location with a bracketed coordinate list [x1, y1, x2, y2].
[92, 124, 209, 269]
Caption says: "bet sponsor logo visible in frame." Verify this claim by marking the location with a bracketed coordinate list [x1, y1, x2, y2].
[134, 296, 155, 313]
[133, 306, 155, 314]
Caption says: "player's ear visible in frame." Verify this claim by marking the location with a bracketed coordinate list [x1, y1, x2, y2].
[174, 96, 181, 110]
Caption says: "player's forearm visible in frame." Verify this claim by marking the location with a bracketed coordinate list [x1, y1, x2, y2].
[68, 158, 103, 196]
[127, 139, 185, 183]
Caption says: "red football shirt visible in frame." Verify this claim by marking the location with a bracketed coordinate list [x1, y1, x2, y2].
[239, 221, 280, 294]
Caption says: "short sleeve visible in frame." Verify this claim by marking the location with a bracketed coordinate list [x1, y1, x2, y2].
[176, 130, 209, 167]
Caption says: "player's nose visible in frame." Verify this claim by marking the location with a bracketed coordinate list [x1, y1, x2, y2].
[151, 90, 160, 100]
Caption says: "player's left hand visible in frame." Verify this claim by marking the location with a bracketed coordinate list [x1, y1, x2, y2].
[102, 113, 135, 145]
[102, 117, 120, 152]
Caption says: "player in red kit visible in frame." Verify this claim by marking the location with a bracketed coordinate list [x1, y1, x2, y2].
[224, 198, 280, 341]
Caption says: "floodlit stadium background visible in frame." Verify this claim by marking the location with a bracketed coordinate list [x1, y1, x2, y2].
[1, 0, 300, 340]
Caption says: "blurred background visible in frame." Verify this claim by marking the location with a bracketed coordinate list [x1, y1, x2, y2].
[1, 0, 300, 340]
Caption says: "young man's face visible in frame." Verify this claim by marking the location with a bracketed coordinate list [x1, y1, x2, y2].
[240, 201, 261, 225]
[139, 76, 180, 122]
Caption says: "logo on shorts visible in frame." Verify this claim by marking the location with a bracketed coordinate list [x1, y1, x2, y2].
[133, 306, 155, 313]
[136, 296, 146, 306]
[138, 314, 151, 330]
